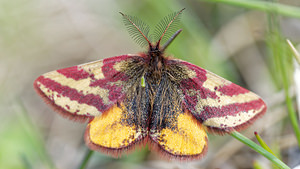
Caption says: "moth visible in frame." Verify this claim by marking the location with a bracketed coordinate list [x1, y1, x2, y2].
[34, 8, 266, 160]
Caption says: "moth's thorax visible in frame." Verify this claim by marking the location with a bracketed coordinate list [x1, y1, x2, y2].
[148, 47, 165, 74]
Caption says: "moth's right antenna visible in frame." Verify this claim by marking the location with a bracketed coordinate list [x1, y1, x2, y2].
[154, 8, 185, 50]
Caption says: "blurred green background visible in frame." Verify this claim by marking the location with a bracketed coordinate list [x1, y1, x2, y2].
[1, 0, 300, 168]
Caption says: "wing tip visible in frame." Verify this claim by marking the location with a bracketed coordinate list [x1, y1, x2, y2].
[33, 77, 91, 123]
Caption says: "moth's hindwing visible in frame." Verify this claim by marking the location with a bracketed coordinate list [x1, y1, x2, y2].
[150, 110, 208, 159]
[176, 60, 267, 134]
[34, 55, 134, 122]
[85, 103, 147, 156]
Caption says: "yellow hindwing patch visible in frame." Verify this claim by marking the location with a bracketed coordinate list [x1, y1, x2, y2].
[159, 111, 208, 156]
[88, 104, 139, 149]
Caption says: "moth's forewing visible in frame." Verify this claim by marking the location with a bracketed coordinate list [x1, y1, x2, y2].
[34, 55, 134, 121]
[176, 60, 267, 134]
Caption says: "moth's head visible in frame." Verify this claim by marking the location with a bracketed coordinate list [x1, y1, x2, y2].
[120, 8, 185, 55]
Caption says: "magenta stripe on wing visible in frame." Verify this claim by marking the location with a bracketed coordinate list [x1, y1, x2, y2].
[37, 76, 111, 112]
[57, 66, 90, 80]
[198, 99, 265, 120]
[217, 83, 249, 96]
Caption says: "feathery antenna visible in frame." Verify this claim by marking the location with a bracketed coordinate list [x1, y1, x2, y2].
[154, 8, 185, 49]
[120, 12, 152, 47]
[120, 9, 185, 50]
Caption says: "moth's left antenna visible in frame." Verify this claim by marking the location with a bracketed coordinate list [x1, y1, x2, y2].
[120, 12, 152, 48]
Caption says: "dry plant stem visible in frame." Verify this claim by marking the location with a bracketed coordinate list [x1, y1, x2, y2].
[287, 39, 300, 122]
[278, 47, 300, 148]
[287, 40, 300, 64]
[78, 149, 94, 169]
[231, 131, 290, 169]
